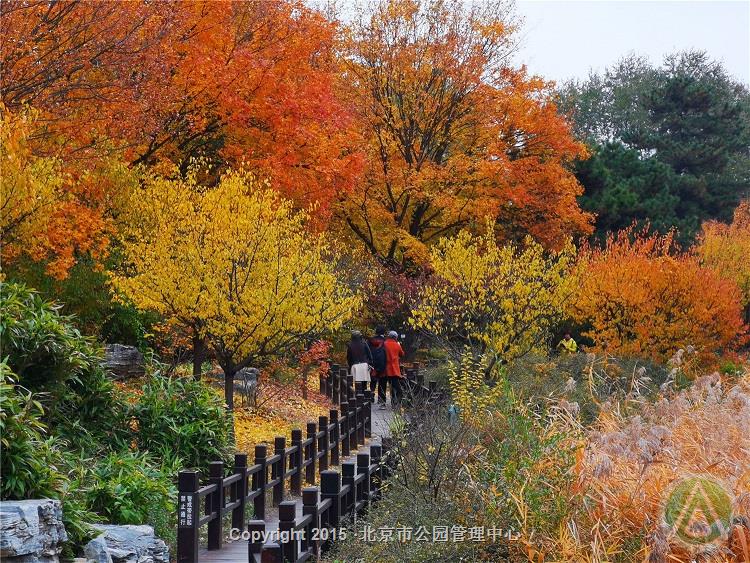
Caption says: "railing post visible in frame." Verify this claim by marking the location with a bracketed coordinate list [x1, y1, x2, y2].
[348, 398, 357, 452]
[302, 487, 321, 556]
[207, 461, 224, 550]
[262, 544, 282, 563]
[253, 444, 267, 520]
[273, 436, 286, 506]
[329, 364, 339, 400]
[342, 462, 356, 516]
[320, 470, 341, 528]
[306, 422, 317, 484]
[340, 402, 351, 457]
[329, 409, 340, 466]
[278, 501, 298, 563]
[357, 453, 371, 508]
[248, 520, 265, 562]
[233, 453, 248, 533]
[355, 393, 365, 445]
[338, 367, 348, 404]
[291, 429, 302, 496]
[429, 380, 437, 402]
[363, 390, 372, 438]
[346, 374, 354, 402]
[318, 415, 329, 471]
[177, 470, 200, 563]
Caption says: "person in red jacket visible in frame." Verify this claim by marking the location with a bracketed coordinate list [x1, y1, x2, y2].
[383, 330, 405, 408]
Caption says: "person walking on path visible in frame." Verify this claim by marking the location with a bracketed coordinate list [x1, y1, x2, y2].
[347, 330, 373, 393]
[557, 332, 578, 354]
[383, 330, 405, 409]
[369, 326, 387, 404]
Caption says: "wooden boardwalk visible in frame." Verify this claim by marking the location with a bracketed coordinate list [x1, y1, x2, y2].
[198, 401, 395, 563]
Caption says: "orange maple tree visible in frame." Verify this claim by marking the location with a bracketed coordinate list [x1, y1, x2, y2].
[338, 0, 592, 270]
[1, 0, 361, 276]
[568, 227, 747, 364]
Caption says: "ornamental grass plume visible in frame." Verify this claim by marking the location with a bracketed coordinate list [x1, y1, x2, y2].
[577, 371, 750, 561]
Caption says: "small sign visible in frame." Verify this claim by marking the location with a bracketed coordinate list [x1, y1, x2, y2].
[178, 494, 195, 528]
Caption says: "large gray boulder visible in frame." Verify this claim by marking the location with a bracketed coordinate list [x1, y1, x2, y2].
[0, 499, 67, 563]
[82, 534, 112, 563]
[92, 525, 168, 563]
[103, 345, 145, 380]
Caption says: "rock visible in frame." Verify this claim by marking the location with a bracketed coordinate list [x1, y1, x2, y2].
[92, 525, 168, 563]
[0, 499, 67, 562]
[236, 367, 259, 384]
[235, 367, 259, 406]
[103, 345, 145, 380]
[83, 535, 112, 563]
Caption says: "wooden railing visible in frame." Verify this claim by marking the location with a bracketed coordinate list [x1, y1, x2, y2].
[177, 364, 440, 563]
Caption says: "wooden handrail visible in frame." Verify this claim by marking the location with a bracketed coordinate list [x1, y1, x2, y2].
[177, 362, 440, 563]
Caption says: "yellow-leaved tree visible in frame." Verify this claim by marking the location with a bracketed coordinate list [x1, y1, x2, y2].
[1, 108, 66, 271]
[410, 226, 575, 390]
[112, 168, 360, 408]
[696, 200, 750, 324]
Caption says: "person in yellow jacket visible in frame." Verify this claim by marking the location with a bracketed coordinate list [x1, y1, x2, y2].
[557, 333, 578, 354]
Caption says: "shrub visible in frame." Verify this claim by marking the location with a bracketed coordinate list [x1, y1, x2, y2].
[410, 227, 574, 369]
[468, 386, 580, 558]
[330, 408, 486, 562]
[0, 364, 64, 499]
[0, 365, 98, 553]
[331, 380, 582, 562]
[132, 374, 232, 470]
[74, 451, 175, 543]
[568, 228, 746, 365]
[0, 282, 95, 391]
[0, 282, 129, 450]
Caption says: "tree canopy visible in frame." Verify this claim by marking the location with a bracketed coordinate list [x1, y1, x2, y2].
[339, 0, 592, 271]
[560, 51, 750, 242]
[112, 169, 360, 407]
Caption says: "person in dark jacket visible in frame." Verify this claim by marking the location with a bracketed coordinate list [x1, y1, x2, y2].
[369, 326, 387, 404]
[346, 330, 372, 393]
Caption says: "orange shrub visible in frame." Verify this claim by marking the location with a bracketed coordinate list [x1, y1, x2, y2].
[568, 228, 746, 365]
[696, 200, 750, 322]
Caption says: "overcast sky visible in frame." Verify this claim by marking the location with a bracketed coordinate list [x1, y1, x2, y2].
[512, 0, 750, 86]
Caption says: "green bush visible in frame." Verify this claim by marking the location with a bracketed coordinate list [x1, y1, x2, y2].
[0, 365, 98, 552]
[473, 385, 578, 542]
[1, 282, 92, 391]
[331, 381, 581, 562]
[132, 374, 232, 470]
[0, 282, 129, 451]
[0, 364, 64, 499]
[74, 451, 175, 543]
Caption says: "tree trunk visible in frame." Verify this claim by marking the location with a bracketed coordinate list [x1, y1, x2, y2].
[224, 368, 235, 411]
[192, 332, 205, 380]
[484, 355, 498, 379]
